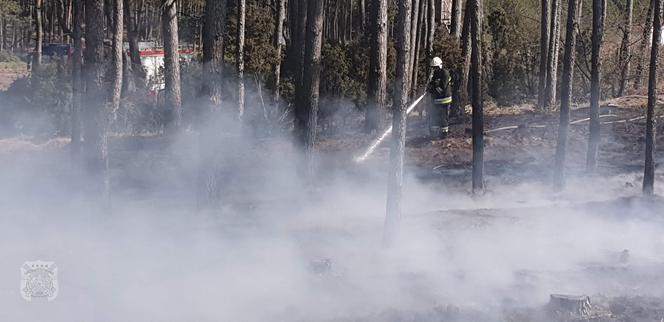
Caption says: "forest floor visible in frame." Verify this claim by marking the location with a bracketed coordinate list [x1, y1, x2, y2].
[1, 88, 663, 321]
[0, 62, 27, 90]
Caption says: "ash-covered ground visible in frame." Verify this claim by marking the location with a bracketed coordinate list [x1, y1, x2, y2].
[0, 98, 663, 321]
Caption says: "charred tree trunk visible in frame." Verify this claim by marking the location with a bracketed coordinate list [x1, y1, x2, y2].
[385, 0, 412, 247]
[293, 0, 307, 89]
[538, 0, 549, 110]
[643, 0, 661, 195]
[84, 0, 109, 195]
[470, 0, 483, 194]
[111, 0, 123, 119]
[71, 0, 83, 155]
[201, 0, 226, 108]
[273, 0, 286, 104]
[553, 0, 581, 190]
[237, 0, 246, 119]
[634, 0, 654, 91]
[586, 0, 605, 172]
[161, 0, 181, 131]
[617, 0, 632, 97]
[366, 0, 389, 132]
[544, 0, 562, 110]
[450, 0, 461, 39]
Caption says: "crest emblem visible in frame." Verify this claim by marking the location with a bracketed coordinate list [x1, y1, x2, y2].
[20, 261, 58, 302]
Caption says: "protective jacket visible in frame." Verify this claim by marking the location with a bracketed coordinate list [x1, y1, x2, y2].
[428, 67, 452, 105]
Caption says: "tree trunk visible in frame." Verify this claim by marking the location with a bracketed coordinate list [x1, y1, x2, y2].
[553, 0, 581, 190]
[366, 0, 389, 132]
[634, 0, 654, 91]
[84, 0, 109, 195]
[643, 0, 661, 195]
[470, 0, 483, 194]
[452, 0, 472, 114]
[544, 0, 562, 110]
[385, 0, 412, 247]
[293, 0, 307, 89]
[294, 0, 324, 161]
[617, 0, 632, 97]
[161, 0, 181, 131]
[426, 0, 436, 57]
[411, 0, 425, 96]
[538, 0, 549, 110]
[124, 0, 144, 84]
[408, 0, 420, 98]
[33, 0, 43, 70]
[71, 0, 83, 155]
[273, 0, 287, 104]
[237, 0, 246, 119]
[111, 0, 123, 119]
[586, 0, 605, 172]
[201, 0, 226, 108]
[450, 0, 461, 39]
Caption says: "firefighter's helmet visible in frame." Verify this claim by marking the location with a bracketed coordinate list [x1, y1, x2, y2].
[430, 57, 443, 68]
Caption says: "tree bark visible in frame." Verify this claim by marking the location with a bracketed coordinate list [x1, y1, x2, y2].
[273, 0, 287, 104]
[124, 0, 144, 84]
[294, 0, 324, 170]
[538, 0, 549, 110]
[33, 0, 43, 70]
[71, 0, 83, 155]
[643, 0, 661, 195]
[161, 0, 181, 131]
[408, 0, 420, 98]
[237, 0, 246, 119]
[553, 0, 581, 190]
[470, 0, 483, 194]
[633, 0, 654, 91]
[544, 0, 562, 110]
[385, 0, 412, 247]
[617, 0, 632, 97]
[450, 0, 461, 39]
[586, 0, 605, 172]
[111, 0, 124, 119]
[452, 0, 472, 114]
[426, 0, 436, 57]
[366, 0, 389, 132]
[201, 0, 226, 108]
[84, 0, 109, 195]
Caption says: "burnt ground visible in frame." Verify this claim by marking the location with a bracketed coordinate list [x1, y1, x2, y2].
[1, 93, 663, 321]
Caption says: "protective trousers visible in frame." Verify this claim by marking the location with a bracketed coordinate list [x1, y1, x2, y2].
[428, 100, 450, 139]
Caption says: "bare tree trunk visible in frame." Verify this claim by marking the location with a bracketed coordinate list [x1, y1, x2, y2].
[544, 0, 562, 110]
[450, 0, 461, 39]
[294, 0, 324, 176]
[411, 0, 425, 95]
[33, 0, 43, 71]
[385, 0, 412, 247]
[553, 0, 581, 190]
[634, 0, 654, 91]
[273, 0, 287, 104]
[366, 0, 389, 132]
[161, 0, 181, 131]
[237, 0, 245, 119]
[643, 0, 661, 195]
[451, 0, 471, 114]
[71, 0, 83, 155]
[426, 0, 436, 57]
[124, 0, 144, 84]
[538, 0, 549, 110]
[617, 0, 632, 97]
[408, 0, 420, 98]
[84, 0, 109, 196]
[293, 0, 307, 89]
[201, 0, 226, 108]
[586, 0, 605, 172]
[111, 0, 123, 119]
[470, 0, 483, 194]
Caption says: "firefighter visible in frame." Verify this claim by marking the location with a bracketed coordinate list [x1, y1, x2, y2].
[427, 57, 452, 139]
